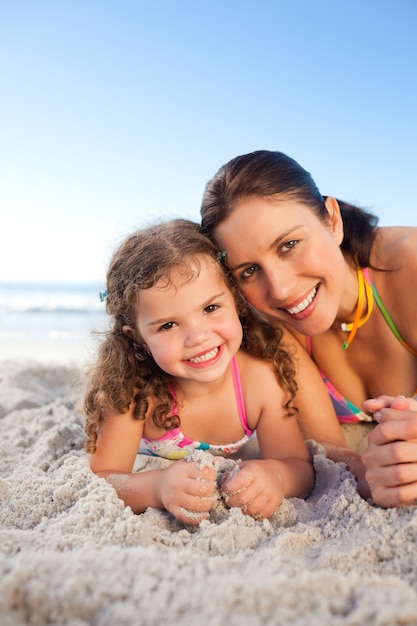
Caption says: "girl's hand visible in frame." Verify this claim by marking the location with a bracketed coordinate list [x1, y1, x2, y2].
[156, 460, 218, 525]
[220, 460, 284, 519]
[361, 395, 417, 507]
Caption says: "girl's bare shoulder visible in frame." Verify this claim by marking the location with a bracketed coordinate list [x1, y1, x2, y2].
[235, 350, 286, 393]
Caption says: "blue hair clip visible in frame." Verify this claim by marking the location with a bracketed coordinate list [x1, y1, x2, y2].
[216, 250, 227, 262]
[99, 290, 108, 302]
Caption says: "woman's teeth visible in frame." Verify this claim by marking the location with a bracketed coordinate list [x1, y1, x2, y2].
[188, 348, 218, 363]
[287, 287, 317, 315]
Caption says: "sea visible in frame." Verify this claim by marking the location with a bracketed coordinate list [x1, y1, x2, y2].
[0, 282, 109, 363]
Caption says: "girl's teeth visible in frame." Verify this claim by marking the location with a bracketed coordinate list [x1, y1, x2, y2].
[189, 348, 218, 363]
[287, 287, 317, 315]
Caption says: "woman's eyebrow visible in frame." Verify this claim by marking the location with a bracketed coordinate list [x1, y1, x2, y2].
[228, 226, 301, 272]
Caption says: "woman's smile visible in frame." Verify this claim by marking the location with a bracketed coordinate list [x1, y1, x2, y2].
[284, 285, 319, 318]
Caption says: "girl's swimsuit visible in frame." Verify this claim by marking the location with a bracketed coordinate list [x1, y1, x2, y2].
[307, 268, 417, 424]
[139, 356, 254, 460]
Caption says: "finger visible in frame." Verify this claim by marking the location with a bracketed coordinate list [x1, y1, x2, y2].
[362, 395, 396, 412]
[246, 494, 278, 519]
[176, 508, 210, 526]
[221, 465, 253, 495]
[222, 475, 263, 507]
[366, 421, 417, 446]
[192, 478, 218, 498]
[225, 488, 278, 519]
[371, 481, 417, 508]
[374, 407, 417, 425]
[365, 459, 417, 489]
[390, 396, 413, 411]
[176, 489, 217, 513]
[185, 462, 218, 482]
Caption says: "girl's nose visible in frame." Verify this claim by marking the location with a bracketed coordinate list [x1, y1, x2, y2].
[184, 321, 210, 348]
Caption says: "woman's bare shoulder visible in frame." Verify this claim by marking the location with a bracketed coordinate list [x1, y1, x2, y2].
[374, 226, 417, 268]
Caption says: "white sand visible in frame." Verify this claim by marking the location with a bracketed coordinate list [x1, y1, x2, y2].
[1, 358, 417, 625]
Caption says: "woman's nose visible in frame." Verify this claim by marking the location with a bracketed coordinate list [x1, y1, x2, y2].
[263, 264, 296, 303]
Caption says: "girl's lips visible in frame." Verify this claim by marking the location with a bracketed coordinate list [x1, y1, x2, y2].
[185, 345, 223, 368]
[281, 285, 319, 320]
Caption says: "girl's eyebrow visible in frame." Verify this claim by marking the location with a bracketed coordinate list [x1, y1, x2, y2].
[228, 226, 301, 272]
[146, 291, 227, 326]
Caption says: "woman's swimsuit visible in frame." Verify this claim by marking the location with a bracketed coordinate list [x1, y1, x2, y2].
[139, 356, 254, 460]
[307, 268, 417, 424]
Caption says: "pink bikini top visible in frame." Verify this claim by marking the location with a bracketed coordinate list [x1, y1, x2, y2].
[138, 356, 254, 459]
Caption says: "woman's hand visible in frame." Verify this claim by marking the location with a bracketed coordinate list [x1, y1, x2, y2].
[156, 460, 218, 525]
[219, 459, 284, 519]
[362, 395, 417, 507]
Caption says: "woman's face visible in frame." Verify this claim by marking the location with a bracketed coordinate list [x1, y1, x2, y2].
[214, 195, 347, 336]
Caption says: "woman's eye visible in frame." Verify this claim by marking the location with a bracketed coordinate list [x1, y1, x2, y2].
[280, 239, 298, 253]
[239, 265, 258, 280]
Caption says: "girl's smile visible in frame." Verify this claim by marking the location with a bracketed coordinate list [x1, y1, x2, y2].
[186, 345, 224, 367]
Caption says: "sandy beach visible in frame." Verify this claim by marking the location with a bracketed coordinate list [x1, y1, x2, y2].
[1, 348, 417, 625]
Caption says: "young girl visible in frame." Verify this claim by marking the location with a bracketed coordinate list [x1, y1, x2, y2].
[200, 149, 417, 507]
[84, 219, 314, 525]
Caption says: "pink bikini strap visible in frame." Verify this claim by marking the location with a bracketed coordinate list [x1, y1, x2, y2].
[168, 360, 252, 435]
[231, 357, 252, 436]
[167, 384, 178, 415]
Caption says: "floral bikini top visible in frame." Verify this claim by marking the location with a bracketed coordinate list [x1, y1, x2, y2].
[307, 268, 417, 424]
[138, 356, 254, 460]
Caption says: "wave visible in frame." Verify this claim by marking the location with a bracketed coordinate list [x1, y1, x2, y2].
[0, 283, 106, 315]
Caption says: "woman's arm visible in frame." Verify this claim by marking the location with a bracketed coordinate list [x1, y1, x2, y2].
[362, 395, 417, 507]
[282, 329, 372, 500]
[360, 228, 417, 506]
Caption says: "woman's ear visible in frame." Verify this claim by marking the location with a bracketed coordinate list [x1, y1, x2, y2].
[324, 197, 344, 245]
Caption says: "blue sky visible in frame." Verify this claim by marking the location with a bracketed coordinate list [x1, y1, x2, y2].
[1, 0, 416, 284]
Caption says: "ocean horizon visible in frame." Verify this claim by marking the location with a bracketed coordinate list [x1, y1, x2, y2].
[0, 282, 109, 363]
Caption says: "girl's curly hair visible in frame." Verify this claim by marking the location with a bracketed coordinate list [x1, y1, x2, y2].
[84, 219, 298, 454]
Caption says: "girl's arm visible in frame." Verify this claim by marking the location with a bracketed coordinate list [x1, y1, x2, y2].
[87, 406, 217, 524]
[220, 358, 314, 518]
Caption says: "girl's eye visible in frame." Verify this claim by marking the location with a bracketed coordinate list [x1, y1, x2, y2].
[280, 239, 298, 253]
[204, 304, 219, 314]
[158, 321, 176, 331]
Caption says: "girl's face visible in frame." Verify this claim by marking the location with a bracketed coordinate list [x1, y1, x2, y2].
[132, 256, 243, 384]
[214, 195, 347, 336]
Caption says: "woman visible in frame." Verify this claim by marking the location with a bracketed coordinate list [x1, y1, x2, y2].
[200, 149, 417, 507]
